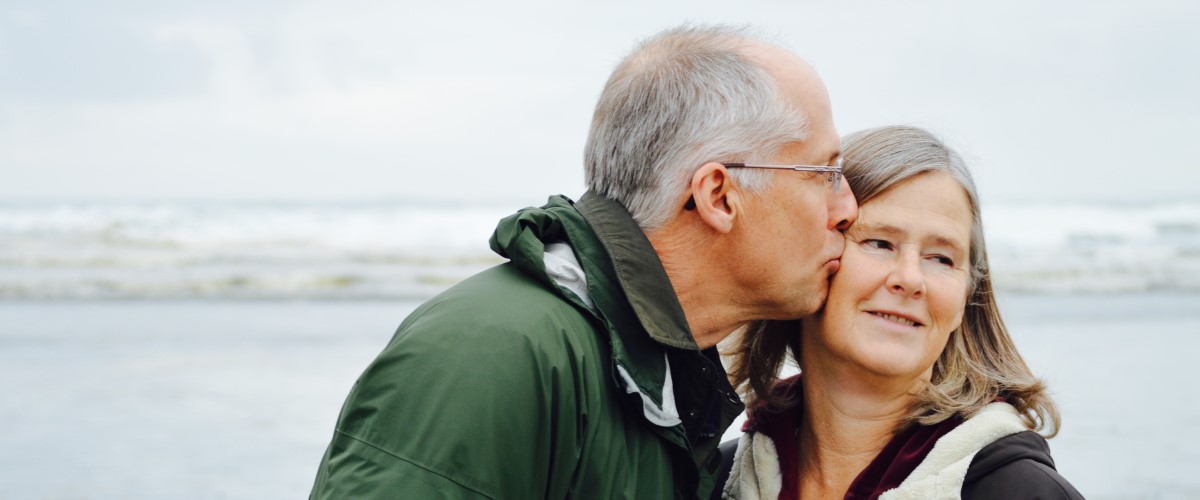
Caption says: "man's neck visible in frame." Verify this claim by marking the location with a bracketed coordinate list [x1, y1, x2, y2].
[647, 225, 748, 349]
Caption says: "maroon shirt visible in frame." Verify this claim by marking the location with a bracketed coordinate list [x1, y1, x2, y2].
[742, 375, 963, 500]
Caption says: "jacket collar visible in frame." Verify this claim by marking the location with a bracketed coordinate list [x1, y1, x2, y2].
[489, 193, 727, 466]
[575, 191, 698, 351]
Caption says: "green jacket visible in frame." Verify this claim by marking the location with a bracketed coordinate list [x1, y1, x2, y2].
[310, 192, 744, 499]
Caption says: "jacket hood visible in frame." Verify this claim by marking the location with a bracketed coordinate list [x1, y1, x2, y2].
[488, 193, 690, 435]
[489, 193, 744, 497]
[489, 195, 581, 296]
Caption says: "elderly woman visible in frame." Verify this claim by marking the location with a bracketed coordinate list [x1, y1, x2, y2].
[717, 126, 1082, 499]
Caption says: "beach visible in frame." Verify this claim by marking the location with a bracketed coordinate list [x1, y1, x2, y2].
[4, 2, 1198, 497]
[2, 293, 1198, 499]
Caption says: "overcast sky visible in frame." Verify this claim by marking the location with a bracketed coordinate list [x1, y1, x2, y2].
[2, 0, 1197, 204]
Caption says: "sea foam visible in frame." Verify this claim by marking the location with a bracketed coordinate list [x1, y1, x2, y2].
[2, 200, 1197, 299]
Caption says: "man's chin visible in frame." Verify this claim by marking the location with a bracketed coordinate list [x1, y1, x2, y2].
[792, 284, 830, 318]
[810, 277, 834, 315]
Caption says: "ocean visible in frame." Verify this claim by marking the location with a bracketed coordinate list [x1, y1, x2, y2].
[2, 200, 1199, 499]
[3, 199, 1200, 299]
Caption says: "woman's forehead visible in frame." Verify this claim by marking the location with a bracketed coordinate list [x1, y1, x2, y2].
[853, 173, 973, 249]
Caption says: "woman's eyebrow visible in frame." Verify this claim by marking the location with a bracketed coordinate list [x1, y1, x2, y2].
[852, 222, 967, 253]
[929, 235, 966, 252]
[849, 222, 904, 237]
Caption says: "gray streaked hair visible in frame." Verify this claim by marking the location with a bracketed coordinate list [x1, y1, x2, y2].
[840, 125, 985, 293]
[728, 125, 1061, 437]
[584, 25, 810, 229]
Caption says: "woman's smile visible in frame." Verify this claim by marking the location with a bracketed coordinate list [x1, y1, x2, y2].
[864, 309, 924, 329]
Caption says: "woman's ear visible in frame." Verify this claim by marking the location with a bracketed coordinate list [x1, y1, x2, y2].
[688, 162, 739, 234]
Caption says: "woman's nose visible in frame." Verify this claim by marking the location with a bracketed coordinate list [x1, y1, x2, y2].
[885, 252, 925, 298]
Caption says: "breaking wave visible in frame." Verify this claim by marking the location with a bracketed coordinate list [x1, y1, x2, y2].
[2, 199, 1198, 299]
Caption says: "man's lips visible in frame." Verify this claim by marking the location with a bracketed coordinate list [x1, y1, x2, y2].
[825, 258, 841, 274]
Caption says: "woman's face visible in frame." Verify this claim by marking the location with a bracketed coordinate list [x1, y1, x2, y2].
[808, 171, 974, 381]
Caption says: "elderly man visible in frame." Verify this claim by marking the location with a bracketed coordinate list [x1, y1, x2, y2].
[310, 25, 856, 499]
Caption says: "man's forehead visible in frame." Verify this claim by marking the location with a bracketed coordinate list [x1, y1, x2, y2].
[744, 42, 825, 100]
[774, 139, 839, 164]
[744, 41, 837, 162]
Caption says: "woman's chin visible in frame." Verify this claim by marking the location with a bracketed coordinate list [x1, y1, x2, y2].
[846, 348, 930, 382]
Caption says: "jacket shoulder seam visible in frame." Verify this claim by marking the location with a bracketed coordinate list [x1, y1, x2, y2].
[1021, 458, 1077, 498]
[332, 429, 497, 499]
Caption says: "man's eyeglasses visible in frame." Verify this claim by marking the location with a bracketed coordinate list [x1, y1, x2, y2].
[722, 157, 843, 194]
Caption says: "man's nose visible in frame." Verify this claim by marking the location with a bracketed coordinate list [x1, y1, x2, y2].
[829, 176, 857, 231]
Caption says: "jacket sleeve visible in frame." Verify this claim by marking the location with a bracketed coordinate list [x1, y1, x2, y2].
[309, 291, 593, 500]
[311, 429, 494, 499]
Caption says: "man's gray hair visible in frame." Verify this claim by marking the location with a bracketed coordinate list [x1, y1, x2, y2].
[584, 25, 810, 229]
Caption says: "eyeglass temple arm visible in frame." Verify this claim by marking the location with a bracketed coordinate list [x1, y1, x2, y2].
[723, 162, 839, 171]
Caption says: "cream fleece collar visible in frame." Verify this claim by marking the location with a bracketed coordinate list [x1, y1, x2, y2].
[723, 402, 1028, 499]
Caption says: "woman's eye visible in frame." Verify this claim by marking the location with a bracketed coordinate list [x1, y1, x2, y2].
[929, 255, 955, 267]
[862, 239, 893, 251]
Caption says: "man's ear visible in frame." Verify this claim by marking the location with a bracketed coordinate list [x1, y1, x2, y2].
[688, 162, 739, 234]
